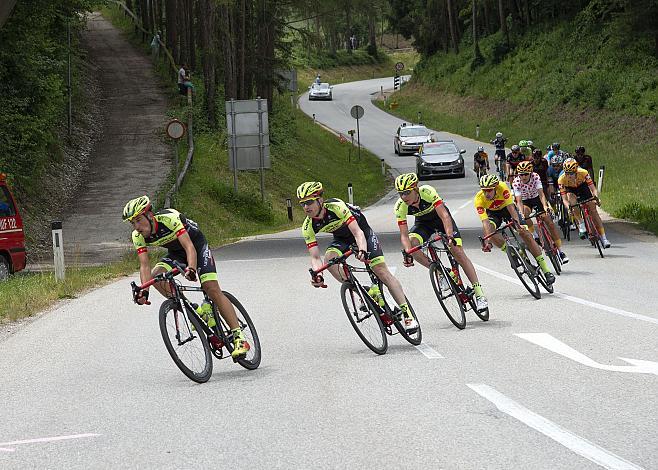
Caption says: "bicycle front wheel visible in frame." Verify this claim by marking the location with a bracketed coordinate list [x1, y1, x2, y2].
[159, 299, 213, 383]
[540, 228, 561, 275]
[430, 262, 466, 329]
[507, 246, 541, 299]
[340, 282, 388, 355]
[221, 292, 261, 370]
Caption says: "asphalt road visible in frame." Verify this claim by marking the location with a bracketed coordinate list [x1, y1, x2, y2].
[1, 78, 656, 469]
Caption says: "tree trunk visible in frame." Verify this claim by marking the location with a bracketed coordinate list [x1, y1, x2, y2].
[498, 0, 508, 46]
[219, 3, 237, 100]
[368, 9, 377, 55]
[165, 0, 178, 64]
[238, 0, 246, 99]
[187, 0, 195, 69]
[473, 0, 477, 47]
[482, 0, 490, 34]
[446, 0, 459, 53]
[199, 0, 217, 127]
[177, 0, 187, 65]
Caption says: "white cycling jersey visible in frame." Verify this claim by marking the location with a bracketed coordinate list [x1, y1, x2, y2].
[512, 172, 543, 200]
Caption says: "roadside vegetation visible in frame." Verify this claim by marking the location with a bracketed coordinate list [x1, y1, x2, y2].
[380, 0, 658, 234]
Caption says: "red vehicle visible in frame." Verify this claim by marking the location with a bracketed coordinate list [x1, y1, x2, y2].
[0, 173, 26, 280]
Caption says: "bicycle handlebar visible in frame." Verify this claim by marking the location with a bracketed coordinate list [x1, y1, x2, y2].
[130, 260, 188, 305]
[569, 196, 598, 210]
[480, 219, 517, 243]
[404, 232, 445, 256]
[310, 249, 354, 277]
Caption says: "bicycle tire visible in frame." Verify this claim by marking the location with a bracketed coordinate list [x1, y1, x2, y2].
[465, 292, 490, 321]
[540, 227, 561, 275]
[429, 262, 466, 329]
[391, 296, 422, 345]
[507, 246, 541, 299]
[527, 255, 554, 294]
[593, 236, 604, 258]
[340, 282, 388, 355]
[220, 292, 261, 370]
[585, 214, 605, 258]
[159, 299, 213, 383]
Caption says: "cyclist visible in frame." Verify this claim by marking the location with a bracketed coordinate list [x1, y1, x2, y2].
[123, 196, 250, 358]
[506, 144, 527, 185]
[546, 152, 565, 202]
[546, 142, 561, 161]
[519, 139, 535, 158]
[475, 175, 556, 285]
[473, 146, 490, 177]
[513, 162, 569, 263]
[531, 149, 550, 198]
[558, 158, 611, 247]
[491, 132, 507, 176]
[298, 181, 418, 332]
[574, 146, 595, 182]
[394, 173, 488, 311]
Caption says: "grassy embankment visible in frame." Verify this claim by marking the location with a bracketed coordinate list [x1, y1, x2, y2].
[377, 24, 658, 234]
[0, 6, 393, 323]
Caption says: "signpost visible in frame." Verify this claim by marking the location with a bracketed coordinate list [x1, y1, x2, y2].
[350, 105, 364, 161]
[166, 119, 187, 182]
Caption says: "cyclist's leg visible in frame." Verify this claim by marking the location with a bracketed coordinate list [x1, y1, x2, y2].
[448, 234, 486, 301]
[485, 213, 506, 250]
[153, 256, 183, 297]
[521, 202, 535, 235]
[408, 224, 432, 268]
[196, 247, 240, 330]
[325, 239, 351, 282]
[365, 229, 407, 307]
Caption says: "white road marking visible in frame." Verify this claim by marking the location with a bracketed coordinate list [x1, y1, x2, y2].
[0, 433, 100, 447]
[451, 199, 473, 216]
[0, 448, 15, 452]
[415, 343, 444, 359]
[516, 333, 658, 375]
[389, 266, 397, 275]
[220, 257, 289, 262]
[467, 384, 645, 470]
[473, 263, 658, 325]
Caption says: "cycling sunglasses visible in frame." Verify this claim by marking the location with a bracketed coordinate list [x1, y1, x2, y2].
[398, 189, 414, 197]
[299, 199, 318, 207]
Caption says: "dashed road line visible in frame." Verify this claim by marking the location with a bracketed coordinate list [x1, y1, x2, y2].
[0, 433, 100, 448]
[415, 343, 444, 359]
[474, 263, 658, 325]
[467, 384, 644, 470]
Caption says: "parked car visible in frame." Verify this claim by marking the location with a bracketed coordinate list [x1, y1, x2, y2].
[415, 141, 466, 179]
[308, 82, 333, 101]
[394, 123, 434, 155]
[0, 172, 26, 280]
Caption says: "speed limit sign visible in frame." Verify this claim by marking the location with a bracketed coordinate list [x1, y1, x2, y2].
[395, 62, 404, 72]
[166, 119, 186, 140]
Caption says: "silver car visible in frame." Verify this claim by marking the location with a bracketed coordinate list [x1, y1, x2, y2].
[416, 141, 466, 179]
[308, 82, 333, 101]
[394, 123, 434, 155]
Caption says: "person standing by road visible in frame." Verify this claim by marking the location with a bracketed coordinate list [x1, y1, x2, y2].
[574, 146, 595, 182]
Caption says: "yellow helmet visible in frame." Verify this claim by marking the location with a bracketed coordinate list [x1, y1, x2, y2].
[296, 181, 323, 202]
[395, 173, 419, 192]
[479, 174, 500, 189]
[123, 195, 152, 222]
[517, 161, 534, 174]
[563, 158, 578, 173]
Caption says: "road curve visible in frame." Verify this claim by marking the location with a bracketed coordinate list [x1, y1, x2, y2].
[0, 77, 656, 469]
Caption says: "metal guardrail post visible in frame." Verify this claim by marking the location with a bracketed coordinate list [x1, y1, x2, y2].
[286, 198, 293, 221]
[598, 165, 605, 194]
[347, 183, 354, 205]
[51, 221, 65, 281]
[381, 159, 386, 176]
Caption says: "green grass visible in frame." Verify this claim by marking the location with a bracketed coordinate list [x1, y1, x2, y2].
[0, 256, 140, 323]
[376, 82, 658, 234]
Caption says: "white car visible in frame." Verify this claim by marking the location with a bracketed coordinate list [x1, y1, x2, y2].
[394, 123, 434, 155]
[308, 82, 333, 101]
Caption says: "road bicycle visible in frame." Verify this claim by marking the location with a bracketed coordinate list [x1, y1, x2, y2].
[131, 262, 261, 383]
[527, 209, 562, 275]
[475, 163, 489, 179]
[480, 220, 553, 299]
[310, 249, 421, 355]
[552, 193, 571, 241]
[570, 197, 605, 258]
[405, 232, 489, 330]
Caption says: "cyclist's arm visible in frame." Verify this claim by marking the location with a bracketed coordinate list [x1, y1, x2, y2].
[347, 219, 368, 253]
[178, 231, 197, 272]
[481, 219, 494, 239]
[138, 250, 151, 287]
[398, 220, 413, 252]
[435, 204, 455, 236]
[539, 188, 551, 211]
[506, 204, 522, 225]
[308, 244, 324, 272]
[514, 194, 525, 216]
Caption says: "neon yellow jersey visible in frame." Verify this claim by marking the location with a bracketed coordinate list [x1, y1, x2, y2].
[473, 183, 514, 221]
[301, 198, 362, 249]
[394, 185, 443, 226]
[132, 209, 203, 254]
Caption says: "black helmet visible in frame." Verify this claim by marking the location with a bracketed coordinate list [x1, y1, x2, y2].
[551, 142, 560, 151]
[575, 146, 585, 154]
[532, 149, 542, 158]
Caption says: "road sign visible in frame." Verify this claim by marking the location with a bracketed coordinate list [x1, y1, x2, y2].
[350, 105, 364, 120]
[166, 119, 186, 140]
[395, 62, 404, 72]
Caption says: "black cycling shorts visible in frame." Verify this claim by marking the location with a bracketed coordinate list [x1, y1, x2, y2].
[566, 182, 593, 203]
[327, 229, 385, 267]
[522, 196, 544, 213]
[487, 205, 526, 229]
[155, 242, 218, 283]
[409, 219, 463, 247]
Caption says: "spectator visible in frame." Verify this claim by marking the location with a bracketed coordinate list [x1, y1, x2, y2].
[177, 64, 188, 95]
[150, 31, 161, 59]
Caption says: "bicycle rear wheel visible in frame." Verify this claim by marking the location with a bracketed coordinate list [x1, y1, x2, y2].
[585, 215, 605, 258]
[430, 262, 466, 329]
[527, 255, 554, 294]
[159, 299, 213, 383]
[507, 246, 541, 299]
[540, 227, 561, 275]
[390, 296, 422, 345]
[340, 282, 388, 354]
[220, 292, 261, 370]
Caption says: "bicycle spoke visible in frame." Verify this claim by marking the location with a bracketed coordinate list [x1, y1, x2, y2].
[341, 282, 387, 354]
